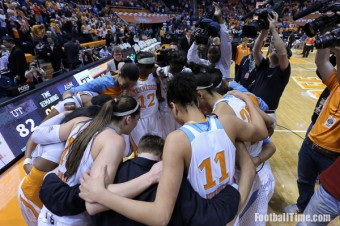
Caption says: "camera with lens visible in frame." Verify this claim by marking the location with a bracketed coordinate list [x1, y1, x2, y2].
[302, 13, 340, 38]
[300, 1, 340, 38]
[315, 28, 340, 49]
[156, 47, 175, 67]
[193, 5, 221, 45]
[242, 0, 284, 38]
[292, 0, 339, 48]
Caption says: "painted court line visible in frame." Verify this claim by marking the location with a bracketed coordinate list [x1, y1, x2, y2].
[274, 130, 307, 133]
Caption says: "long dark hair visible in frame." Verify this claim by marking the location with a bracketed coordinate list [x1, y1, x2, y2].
[64, 96, 139, 180]
[167, 72, 197, 108]
[61, 105, 102, 124]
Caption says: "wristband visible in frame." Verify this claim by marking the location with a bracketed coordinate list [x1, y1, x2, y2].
[63, 96, 74, 101]
[63, 98, 76, 104]
[23, 158, 33, 166]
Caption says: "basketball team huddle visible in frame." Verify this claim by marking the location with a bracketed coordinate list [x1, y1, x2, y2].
[17, 48, 279, 226]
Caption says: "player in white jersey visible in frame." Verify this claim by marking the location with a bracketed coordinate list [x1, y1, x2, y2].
[22, 94, 112, 174]
[30, 96, 144, 226]
[129, 52, 162, 148]
[157, 50, 192, 137]
[194, 72, 276, 225]
[78, 73, 268, 225]
[18, 106, 101, 226]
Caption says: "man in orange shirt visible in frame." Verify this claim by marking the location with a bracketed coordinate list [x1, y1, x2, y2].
[285, 47, 340, 214]
[235, 37, 251, 76]
[302, 37, 315, 58]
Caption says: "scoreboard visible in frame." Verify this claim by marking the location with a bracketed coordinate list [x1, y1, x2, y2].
[0, 57, 112, 173]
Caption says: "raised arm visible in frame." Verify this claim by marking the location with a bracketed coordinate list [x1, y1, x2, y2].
[253, 29, 268, 67]
[217, 12, 232, 79]
[268, 12, 289, 71]
[315, 48, 334, 82]
[187, 42, 210, 66]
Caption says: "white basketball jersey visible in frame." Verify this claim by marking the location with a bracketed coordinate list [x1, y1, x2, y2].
[159, 66, 192, 112]
[180, 115, 236, 199]
[213, 94, 263, 157]
[130, 73, 158, 118]
[57, 122, 94, 186]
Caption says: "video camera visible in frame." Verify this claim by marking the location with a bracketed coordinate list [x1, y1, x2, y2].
[194, 5, 221, 45]
[315, 28, 340, 49]
[301, 3, 340, 37]
[156, 47, 175, 67]
[241, 0, 284, 38]
[293, 0, 339, 48]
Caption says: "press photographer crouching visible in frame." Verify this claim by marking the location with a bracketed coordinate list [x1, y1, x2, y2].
[187, 2, 232, 80]
[251, 11, 291, 129]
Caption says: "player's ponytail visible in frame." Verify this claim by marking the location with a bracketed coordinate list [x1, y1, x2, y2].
[65, 96, 139, 180]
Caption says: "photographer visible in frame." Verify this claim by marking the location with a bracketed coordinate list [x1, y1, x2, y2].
[24, 62, 46, 85]
[187, 3, 232, 80]
[285, 47, 340, 216]
[251, 11, 291, 127]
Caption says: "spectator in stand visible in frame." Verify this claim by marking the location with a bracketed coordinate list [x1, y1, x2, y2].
[0, 45, 9, 71]
[45, 38, 64, 77]
[0, 73, 14, 97]
[99, 45, 110, 58]
[63, 35, 80, 70]
[25, 62, 46, 84]
[0, 9, 7, 39]
[31, 24, 46, 43]
[31, 3, 42, 24]
[3, 36, 27, 84]
[105, 29, 114, 47]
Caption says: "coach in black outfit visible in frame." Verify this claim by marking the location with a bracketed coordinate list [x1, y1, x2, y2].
[63, 35, 80, 70]
[178, 29, 194, 53]
[46, 38, 64, 76]
[3, 36, 28, 84]
[251, 12, 291, 126]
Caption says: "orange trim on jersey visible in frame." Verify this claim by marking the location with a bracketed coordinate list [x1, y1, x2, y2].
[58, 137, 75, 181]
[246, 93, 260, 107]
[20, 167, 47, 209]
[19, 196, 39, 218]
[101, 86, 123, 98]
[309, 69, 340, 153]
